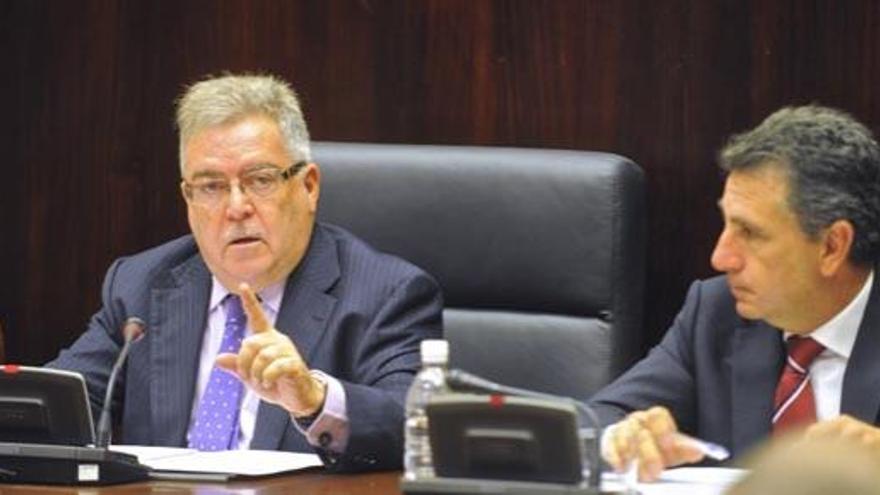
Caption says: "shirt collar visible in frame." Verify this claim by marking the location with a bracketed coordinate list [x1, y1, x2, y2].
[209, 277, 286, 315]
[788, 270, 874, 359]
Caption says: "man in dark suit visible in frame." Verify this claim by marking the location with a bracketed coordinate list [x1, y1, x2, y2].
[48, 73, 443, 472]
[591, 105, 880, 481]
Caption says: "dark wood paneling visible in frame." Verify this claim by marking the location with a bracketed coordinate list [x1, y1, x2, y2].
[3, 0, 880, 367]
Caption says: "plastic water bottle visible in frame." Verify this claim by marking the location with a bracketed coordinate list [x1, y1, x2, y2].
[403, 339, 450, 480]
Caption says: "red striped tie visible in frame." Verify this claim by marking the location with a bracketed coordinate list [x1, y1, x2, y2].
[772, 336, 825, 433]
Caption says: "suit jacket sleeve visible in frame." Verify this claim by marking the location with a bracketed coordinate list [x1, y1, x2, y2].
[589, 280, 705, 432]
[320, 270, 443, 472]
[45, 257, 132, 419]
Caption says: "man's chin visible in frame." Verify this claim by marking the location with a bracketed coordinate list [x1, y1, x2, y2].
[216, 266, 271, 291]
[734, 300, 761, 320]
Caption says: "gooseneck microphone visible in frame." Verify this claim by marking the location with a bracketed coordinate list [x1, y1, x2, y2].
[445, 369, 603, 489]
[95, 317, 146, 448]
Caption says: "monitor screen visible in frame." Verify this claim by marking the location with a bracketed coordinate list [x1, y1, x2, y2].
[427, 393, 583, 484]
[0, 366, 95, 446]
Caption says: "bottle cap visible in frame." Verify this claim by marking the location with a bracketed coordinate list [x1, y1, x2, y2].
[420, 339, 449, 365]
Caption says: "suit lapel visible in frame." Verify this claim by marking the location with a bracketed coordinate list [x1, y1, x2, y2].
[730, 321, 785, 454]
[149, 255, 211, 446]
[841, 272, 880, 422]
[251, 225, 341, 450]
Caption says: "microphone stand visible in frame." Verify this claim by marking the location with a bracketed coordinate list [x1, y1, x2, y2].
[96, 317, 145, 448]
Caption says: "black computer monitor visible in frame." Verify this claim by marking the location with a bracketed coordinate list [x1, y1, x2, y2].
[0, 365, 95, 446]
[427, 394, 583, 484]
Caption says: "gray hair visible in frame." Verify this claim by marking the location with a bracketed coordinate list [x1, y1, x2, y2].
[175, 73, 311, 172]
[720, 105, 880, 265]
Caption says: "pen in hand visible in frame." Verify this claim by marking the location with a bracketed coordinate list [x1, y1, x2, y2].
[674, 433, 730, 461]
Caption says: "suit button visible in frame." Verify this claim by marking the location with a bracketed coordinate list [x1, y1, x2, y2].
[319, 432, 333, 447]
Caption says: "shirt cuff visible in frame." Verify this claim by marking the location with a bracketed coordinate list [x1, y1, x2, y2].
[292, 370, 350, 454]
[600, 421, 619, 462]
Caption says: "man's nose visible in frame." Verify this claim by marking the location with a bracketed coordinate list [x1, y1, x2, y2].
[225, 183, 254, 219]
[710, 229, 743, 273]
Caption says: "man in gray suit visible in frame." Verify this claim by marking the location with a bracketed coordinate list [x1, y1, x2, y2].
[48, 73, 443, 472]
[592, 105, 880, 481]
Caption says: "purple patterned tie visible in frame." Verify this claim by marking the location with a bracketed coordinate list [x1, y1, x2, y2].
[187, 295, 246, 451]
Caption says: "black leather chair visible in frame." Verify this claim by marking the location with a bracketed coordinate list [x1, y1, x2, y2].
[314, 142, 646, 401]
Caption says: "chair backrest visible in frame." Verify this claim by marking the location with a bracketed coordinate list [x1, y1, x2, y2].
[314, 142, 646, 400]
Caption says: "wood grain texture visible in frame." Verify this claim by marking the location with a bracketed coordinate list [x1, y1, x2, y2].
[0, 470, 402, 494]
[3, 0, 880, 369]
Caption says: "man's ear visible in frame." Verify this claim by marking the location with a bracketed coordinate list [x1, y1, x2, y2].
[303, 162, 321, 213]
[819, 219, 856, 277]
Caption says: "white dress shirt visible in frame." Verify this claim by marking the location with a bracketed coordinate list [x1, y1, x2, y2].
[788, 270, 874, 420]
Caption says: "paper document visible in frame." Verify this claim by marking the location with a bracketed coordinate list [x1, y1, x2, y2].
[110, 445, 323, 479]
[603, 467, 747, 495]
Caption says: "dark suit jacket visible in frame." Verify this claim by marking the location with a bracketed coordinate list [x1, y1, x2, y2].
[47, 222, 443, 472]
[589, 274, 880, 459]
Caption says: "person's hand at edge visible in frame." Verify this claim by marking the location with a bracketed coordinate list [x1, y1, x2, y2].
[602, 406, 705, 482]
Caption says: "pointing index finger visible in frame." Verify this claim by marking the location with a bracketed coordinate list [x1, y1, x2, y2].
[238, 282, 271, 333]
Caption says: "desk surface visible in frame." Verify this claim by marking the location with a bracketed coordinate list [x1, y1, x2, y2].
[0, 471, 403, 494]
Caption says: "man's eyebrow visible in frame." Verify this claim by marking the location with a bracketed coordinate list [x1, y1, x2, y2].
[715, 201, 757, 229]
[186, 163, 280, 180]
[243, 162, 282, 173]
[726, 214, 765, 236]
[188, 170, 226, 180]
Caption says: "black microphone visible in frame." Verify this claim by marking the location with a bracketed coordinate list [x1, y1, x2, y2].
[445, 368, 603, 489]
[95, 317, 145, 448]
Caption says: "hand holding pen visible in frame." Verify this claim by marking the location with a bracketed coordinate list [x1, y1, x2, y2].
[602, 406, 730, 483]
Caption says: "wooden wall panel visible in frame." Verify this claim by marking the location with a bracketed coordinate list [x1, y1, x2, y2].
[3, 0, 880, 368]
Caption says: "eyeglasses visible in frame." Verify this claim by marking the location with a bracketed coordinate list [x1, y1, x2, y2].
[182, 161, 307, 208]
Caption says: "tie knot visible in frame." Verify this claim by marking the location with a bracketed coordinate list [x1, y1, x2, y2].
[224, 294, 246, 324]
[786, 336, 825, 372]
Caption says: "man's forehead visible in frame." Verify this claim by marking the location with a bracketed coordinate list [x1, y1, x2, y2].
[182, 117, 291, 173]
[722, 167, 790, 202]
[717, 167, 803, 231]
[186, 117, 281, 149]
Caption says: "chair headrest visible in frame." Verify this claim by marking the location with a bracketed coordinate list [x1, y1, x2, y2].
[314, 141, 645, 319]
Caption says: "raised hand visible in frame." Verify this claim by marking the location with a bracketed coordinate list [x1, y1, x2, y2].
[215, 282, 326, 417]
